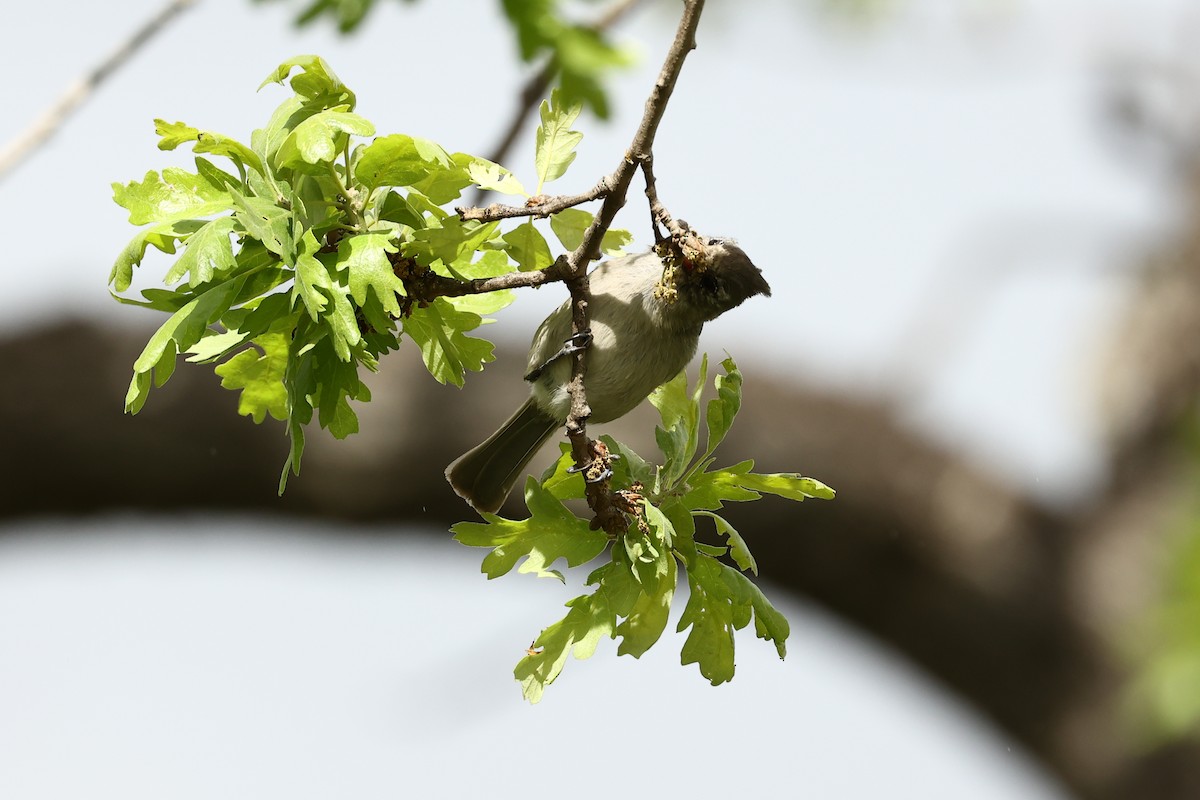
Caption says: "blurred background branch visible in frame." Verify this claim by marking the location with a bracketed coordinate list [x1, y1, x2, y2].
[0, 0, 198, 184]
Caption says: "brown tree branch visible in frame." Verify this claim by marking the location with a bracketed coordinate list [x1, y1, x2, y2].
[559, 0, 707, 534]
[391, 254, 568, 304]
[0, 0, 199, 184]
[641, 156, 692, 243]
[456, 178, 612, 222]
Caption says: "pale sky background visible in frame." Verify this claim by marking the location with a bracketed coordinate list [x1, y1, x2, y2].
[0, 516, 1069, 800]
[3, 0, 1197, 797]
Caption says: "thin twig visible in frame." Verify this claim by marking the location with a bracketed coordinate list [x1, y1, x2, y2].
[0, 0, 200, 184]
[456, 178, 612, 222]
[641, 155, 692, 244]
[393, 255, 568, 303]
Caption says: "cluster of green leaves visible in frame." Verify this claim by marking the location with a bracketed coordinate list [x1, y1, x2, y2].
[453, 356, 835, 702]
[109, 56, 627, 490]
[254, 0, 633, 116]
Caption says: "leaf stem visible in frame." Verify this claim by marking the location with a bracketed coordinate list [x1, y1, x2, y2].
[327, 163, 365, 231]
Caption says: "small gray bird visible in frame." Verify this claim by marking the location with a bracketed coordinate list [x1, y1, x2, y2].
[446, 239, 770, 513]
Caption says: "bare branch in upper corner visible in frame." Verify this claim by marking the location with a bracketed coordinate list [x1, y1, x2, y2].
[0, 0, 200, 184]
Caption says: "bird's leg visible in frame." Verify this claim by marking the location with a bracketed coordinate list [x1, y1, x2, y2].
[524, 329, 593, 381]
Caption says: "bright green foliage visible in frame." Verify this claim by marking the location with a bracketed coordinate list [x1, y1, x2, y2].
[110, 55, 616, 488]
[453, 479, 609, 581]
[677, 551, 790, 685]
[156, 119, 264, 175]
[111, 50, 833, 704]
[548, 207, 632, 256]
[213, 332, 290, 423]
[468, 160, 525, 196]
[401, 298, 497, 387]
[355, 134, 454, 190]
[502, 221, 553, 272]
[535, 90, 584, 193]
[455, 355, 834, 702]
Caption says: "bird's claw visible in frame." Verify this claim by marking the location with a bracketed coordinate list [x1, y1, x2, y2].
[525, 329, 593, 381]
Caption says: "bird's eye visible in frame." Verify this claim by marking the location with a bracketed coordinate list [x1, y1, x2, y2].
[707, 237, 723, 246]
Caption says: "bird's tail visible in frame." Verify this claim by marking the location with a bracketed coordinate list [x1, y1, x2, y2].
[445, 398, 560, 514]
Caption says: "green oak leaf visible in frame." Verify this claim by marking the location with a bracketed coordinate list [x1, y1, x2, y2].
[677, 555, 789, 685]
[125, 275, 246, 413]
[112, 167, 231, 226]
[538, 443, 585, 501]
[513, 556, 645, 703]
[354, 133, 456, 190]
[685, 462, 836, 508]
[548, 208, 631, 256]
[695, 510, 758, 575]
[553, 24, 635, 119]
[213, 333, 289, 423]
[502, 220, 553, 272]
[468, 159, 526, 196]
[649, 355, 707, 488]
[313, 344, 369, 437]
[615, 551, 676, 659]
[404, 217, 500, 271]
[279, 322, 319, 493]
[725, 472, 837, 502]
[500, 0, 632, 118]
[293, 229, 332, 320]
[110, 226, 182, 292]
[597, 435, 651, 485]
[154, 119, 264, 174]
[515, 588, 615, 704]
[402, 297, 496, 386]
[186, 328, 252, 364]
[292, 0, 374, 32]
[534, 89, 583, 192]
[680, 460, 760, 510]
[260, 54, 355, 107]
[253, 95, 323, 164]
[275, 109, 374, 170]
[649, 355, 701, 436]
[230, 191, 293, 258]
[444, 250, 516, 317]
[337, 232, 403, 316]
[410, 152, 476, 205]
[704, 356, 742, 456]
[452, 478, 608, 581]
[163, 217, 238, 287]
[624, 500, 674, 592]
[314, 260, 361, 363]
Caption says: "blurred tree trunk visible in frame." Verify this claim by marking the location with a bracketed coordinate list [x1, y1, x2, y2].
[2, 305, 1200, 799]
